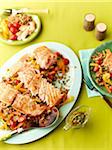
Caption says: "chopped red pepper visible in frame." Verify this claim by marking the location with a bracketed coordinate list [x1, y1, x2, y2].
[63, 58, 69, 65]
[93, 66, 99, 72]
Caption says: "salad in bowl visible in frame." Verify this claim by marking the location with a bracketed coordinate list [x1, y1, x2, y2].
[0, 13, 41, 45]
[88, 41, 112, 97]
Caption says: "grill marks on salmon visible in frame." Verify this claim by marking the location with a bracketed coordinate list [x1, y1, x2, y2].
[0, 82, 18, 106]
[18, 65, 63, 108]
[28, 75, 41, 96]
[18, 66, 36, 88]
[33, 46, 57, 69]
[28, 75, 63, 107]
[12, 94, 47, 116]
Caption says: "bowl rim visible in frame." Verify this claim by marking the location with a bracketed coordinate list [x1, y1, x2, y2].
[87, 40, 112, 98]
[0, 14, 41, 45]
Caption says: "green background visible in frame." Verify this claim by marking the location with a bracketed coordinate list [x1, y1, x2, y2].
[0, 0, 112, 150]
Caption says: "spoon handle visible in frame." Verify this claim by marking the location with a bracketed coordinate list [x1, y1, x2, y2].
[0, 128, 24, 141]
[16, 8, 49, 14]
[26, 8, 49, 14]
[0, 132, 12, 141]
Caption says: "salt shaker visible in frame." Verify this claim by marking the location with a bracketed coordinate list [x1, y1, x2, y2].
[95, 23, 107, 41]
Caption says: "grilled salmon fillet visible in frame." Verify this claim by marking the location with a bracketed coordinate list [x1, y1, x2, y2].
[18, 66, 36, 88]
[28, 75, 63, 107]
[8, 54, 30, 76]
[33, 46, 57, 69]
[12, 94, 47, 116]
[9, 61, 23, 77]
[0, 82, 18, 106]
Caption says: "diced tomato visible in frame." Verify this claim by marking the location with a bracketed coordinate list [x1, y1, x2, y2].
[51, 67, 58, 72]
[55, 67, 59, 71]
[48, 74, 54, 80]
[55, 52, 61, 57]
[110, 72, 112, 78]
[93, 66, 99, 72]
[109, 86, 112, 92]
[10, 120, 17, 128]
[14, 79, 20, 85]
[96, 59, 102, 65]
[48, 71, 55, 75]
[8, 22, 13, 29]
[13, 22, 20, 29]
[52, 107, 58, 113]
[10, 34, 17, 40]
[9, 26, 18, 34]
[63, 58, 69, 65]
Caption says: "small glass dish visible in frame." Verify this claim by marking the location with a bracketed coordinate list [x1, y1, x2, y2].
[63, 105, 91, 130]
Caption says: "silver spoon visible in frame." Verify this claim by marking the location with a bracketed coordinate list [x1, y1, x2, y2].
[0, 107, 59, 141]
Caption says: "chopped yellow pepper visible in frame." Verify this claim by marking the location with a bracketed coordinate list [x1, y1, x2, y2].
[102, 73, 112, 85]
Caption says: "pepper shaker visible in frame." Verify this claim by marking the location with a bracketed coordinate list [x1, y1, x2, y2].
[83, 13, 95, 31]
[95, 23, 107, 41]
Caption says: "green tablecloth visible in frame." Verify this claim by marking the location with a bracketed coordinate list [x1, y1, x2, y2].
[0, 0, 112, 149]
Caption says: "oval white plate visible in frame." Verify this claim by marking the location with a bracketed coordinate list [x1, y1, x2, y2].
[0, 42, 82, 144]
